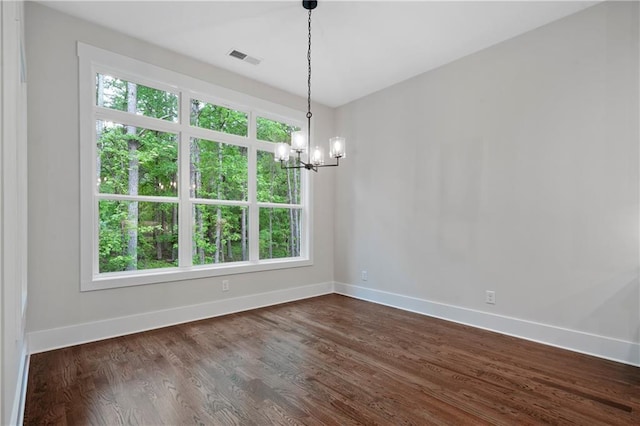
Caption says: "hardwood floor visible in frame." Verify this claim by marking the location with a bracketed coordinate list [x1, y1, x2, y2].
[24, 294, 639, 425]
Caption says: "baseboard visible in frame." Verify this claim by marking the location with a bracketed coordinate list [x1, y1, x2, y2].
[26, 281, 639, 367]
[10, 343, 29, 426]
[334, 282, 640, 367]
[28, 282, 333, 354]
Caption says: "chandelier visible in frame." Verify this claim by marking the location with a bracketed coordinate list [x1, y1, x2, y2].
[274, 0, 346, 172]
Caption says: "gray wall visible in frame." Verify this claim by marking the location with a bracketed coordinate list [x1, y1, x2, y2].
[24, 0, 640, 361]
[2, 2, 28, 423]
[25, 2, 335, 333]
[334, 1, 639, 344]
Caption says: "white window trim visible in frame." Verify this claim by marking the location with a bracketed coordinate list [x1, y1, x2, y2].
[78, 42, 313, 292]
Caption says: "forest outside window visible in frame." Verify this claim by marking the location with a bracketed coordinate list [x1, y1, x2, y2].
[79, 43, 311, 290]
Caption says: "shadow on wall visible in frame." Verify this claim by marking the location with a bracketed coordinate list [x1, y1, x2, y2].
[548, 270, 639, 345]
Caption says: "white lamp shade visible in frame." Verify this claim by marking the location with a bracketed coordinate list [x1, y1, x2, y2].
[291, 130, 306, 152]
[329, 136, 346, 158]
[274, 142, 290, 162]
[311, 145, 325, 166]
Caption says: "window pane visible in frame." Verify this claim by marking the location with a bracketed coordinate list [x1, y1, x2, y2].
[193, 204, 248, 265]
[190, 99, 248, 136]
[99, 200, 178, 273]
[256, 150, 301, 204]
[96, 73, 178, 122]
[259, 207, 301, 259]
[256, 117, 300, 143]
[97, 121, 178, 197]
[190, 138, 247, 201]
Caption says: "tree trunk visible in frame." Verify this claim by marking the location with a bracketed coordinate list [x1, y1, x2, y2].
[156, 207, 164, 260]
[214, 145, 223, 263]
[96, 74, 105, 188]
[97, 74, 105, 108]
[171, 204, 178, 261]
[241, 203, 247, 261]
[287, 168, 295, 256]
[190, 101, 205, 263]
[190, 143, 204, 264]
[294, 170, 300, 256]
[268, 165, 274, 258]
[126, 82, 138, 271]
[268, 210, 273, 258]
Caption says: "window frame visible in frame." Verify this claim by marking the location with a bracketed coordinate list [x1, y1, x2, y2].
[79, 42, 312, 291]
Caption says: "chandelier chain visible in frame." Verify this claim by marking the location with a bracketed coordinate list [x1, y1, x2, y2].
[307, 8, 312, 119]
[276, 1, 344, 171]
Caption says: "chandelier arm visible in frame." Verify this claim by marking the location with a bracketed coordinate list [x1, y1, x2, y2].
[314, 158, 340, 168]
[279, 150, 309, 170]
[279, 161, 318, 172]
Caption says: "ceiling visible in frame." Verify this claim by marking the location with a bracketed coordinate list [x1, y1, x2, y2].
[41, 1, 598, 107]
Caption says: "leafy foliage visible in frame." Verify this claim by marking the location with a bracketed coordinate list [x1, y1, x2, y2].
[255, 117, 302, 258]
[256, 150, 301, 258]
[98, 121, 178, 197]
[98, 74, 178, 122]
[259, 207, 301, 259]
[97, 73, 303, 273]
[190, 138, 247, 201]
[99, 201, 178, 272]
[191, 100, 248, 136]
[257, 116, 298, 143]
[192, 205, 247, 265]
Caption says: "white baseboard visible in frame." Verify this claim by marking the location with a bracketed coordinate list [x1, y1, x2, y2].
[28, 282, 333, 354]
[334, 282, 640, 367]
[26, 281, 639, 368]
[10, 343, 29, 426]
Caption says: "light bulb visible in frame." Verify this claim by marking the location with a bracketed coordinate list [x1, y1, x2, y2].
[329, 136, 346, 159]
[311, 146, 324, 166]
[291, 131, 306, 152]
[275, 142, 290, 162]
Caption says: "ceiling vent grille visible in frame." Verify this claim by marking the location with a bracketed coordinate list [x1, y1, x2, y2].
[228, 49, 261, 66]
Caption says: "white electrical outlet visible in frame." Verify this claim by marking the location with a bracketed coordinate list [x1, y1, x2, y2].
[222, 280, 230, 292]
[486, 290, 496, 304]
[361, 270, 368, 281]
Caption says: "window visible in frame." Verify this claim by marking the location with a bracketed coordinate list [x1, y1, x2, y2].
[79, 43, 311, 290]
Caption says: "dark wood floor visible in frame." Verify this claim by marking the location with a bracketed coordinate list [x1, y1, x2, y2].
[24, 294, 639, 425]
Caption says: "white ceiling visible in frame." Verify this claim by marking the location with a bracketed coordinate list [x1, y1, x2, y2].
[40, 0, 598, 107]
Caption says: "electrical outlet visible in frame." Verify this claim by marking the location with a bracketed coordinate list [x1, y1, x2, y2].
[222, 280, 230, 292]
[485, 290, 495, 305]
[361, 270, 368, 281]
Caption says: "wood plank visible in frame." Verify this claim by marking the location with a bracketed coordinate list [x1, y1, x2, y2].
[24, 294, 640, 425]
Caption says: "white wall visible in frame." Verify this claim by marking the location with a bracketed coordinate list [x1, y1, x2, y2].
[335, 1, 639, 363]
[25, 3, 334, 345]
[1, 1, 29, 424]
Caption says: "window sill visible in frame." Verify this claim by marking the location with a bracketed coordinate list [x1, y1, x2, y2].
[81, 258, 313, 292]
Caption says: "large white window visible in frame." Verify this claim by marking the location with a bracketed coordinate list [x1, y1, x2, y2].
[79, 43, 311, 291]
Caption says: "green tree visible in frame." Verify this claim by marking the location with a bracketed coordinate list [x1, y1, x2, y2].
[190, 100, 249, 265]
[96, 76, 302, 272]
[97, 75, 178, 272]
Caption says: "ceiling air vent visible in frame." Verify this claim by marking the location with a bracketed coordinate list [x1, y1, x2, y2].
[228, 49, 261, 66]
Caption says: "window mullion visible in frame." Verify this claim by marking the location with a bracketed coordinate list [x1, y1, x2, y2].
[190, 198, 249, 207]
[96, 194, 179, 203]
[94, 107, 180, 134]
[179, 92, 193, 267]
[257, 202, 303, 209]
